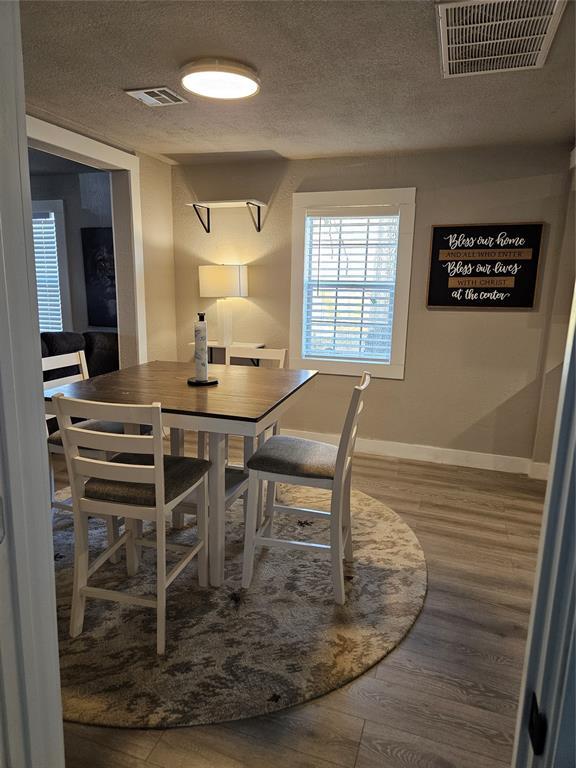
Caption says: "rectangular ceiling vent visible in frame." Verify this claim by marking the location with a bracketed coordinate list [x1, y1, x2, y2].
[437, 0, 567, 77]
[124, 87, 187, 107]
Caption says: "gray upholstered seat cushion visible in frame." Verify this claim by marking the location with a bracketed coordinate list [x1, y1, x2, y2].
[246, 435, 337, 480]
[48, 420, 151, 447]
[84, 453, 210, 507]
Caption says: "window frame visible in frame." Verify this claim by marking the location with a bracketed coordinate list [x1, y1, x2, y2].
[290, 188, 416, 379]
[31, 199, 72, 332]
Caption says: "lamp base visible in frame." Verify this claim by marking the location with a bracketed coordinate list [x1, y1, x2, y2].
[187, 377, 219, 387]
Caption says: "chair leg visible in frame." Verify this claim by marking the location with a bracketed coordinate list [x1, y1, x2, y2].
[256, 433, 266, 528]
[343, 469, 353, 563]
[262, 480, 276, 537]
[156, 516, 167, 655]
[171, 428, 186, 529]
[135, 518, 143, 557]
[197, 480, 209, 588]
[197, 431, 206, 459]
[70, 510, 89, 638]
[242, 472, 260, 588]
[330, 495, 346, 605]
[242, 437, 256, 524]
[126, 518, 140, 576]
[107, 516, 121, 564]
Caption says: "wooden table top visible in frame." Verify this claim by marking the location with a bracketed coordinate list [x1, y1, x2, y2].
[44, 361, 318, 422]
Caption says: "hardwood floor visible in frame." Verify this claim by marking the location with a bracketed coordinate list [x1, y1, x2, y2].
[54, 443, 545, 768]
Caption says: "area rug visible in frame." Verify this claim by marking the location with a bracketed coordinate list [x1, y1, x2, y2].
[53, 485, 427, 728]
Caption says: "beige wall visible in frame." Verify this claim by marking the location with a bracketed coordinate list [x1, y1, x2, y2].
[172, 144, 573, 460]
[138, 153, 178, 361]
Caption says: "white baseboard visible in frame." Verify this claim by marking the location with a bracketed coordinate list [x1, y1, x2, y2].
[282, 428, 550, 479]
[527, 462, 550, 480]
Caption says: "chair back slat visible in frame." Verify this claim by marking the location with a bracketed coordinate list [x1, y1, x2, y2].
[227, 347, 287, 368]
[72, 456, 156, 484]
[51, 397, 157, 425]
[66, 427, 154, 455]
[79, 496, 157, 522]
[53, 395, 165, 515]
[334, 372, 371, 486]
[42, 350, 89, 381]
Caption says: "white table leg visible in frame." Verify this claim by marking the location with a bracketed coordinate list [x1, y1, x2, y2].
[209, 432, 226, 586]
[170, 428, 186, 529]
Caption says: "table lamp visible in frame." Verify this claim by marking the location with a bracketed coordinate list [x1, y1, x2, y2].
[198, 264, 248, 347]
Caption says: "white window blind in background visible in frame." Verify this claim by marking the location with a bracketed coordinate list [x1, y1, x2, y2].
[302, 213, 400, 363]
[32, 211, 64, 332]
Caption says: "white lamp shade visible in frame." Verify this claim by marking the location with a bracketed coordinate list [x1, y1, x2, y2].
[198, 265, 248, 298]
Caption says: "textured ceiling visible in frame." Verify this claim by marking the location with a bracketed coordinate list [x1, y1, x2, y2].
[20, 0, 575, 162]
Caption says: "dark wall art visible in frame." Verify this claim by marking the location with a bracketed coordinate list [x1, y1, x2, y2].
[81, 227, 117, 327]
[427, 223, 543, 309]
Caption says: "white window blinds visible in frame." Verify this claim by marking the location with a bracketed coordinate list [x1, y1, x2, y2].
[32, 211, 64, 332]
[302, 213, 400, 363]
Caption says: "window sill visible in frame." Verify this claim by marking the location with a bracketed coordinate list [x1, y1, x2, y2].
[290, 355, 405, 380]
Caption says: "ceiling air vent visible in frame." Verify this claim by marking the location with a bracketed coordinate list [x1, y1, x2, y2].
[124, 87, 187, 106]
[437, 0, 567, 77]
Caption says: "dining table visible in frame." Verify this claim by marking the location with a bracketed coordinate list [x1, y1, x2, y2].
[44, 360, 318, 586]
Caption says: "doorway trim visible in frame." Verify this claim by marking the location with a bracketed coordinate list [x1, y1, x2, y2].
[26, 115, 148, 366]
[0, 4, 65, 765]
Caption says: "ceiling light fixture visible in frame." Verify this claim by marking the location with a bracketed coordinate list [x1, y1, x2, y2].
[180, 58, 260, 100]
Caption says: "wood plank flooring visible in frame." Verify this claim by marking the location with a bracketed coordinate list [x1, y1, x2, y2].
[53, 441, 545, 768]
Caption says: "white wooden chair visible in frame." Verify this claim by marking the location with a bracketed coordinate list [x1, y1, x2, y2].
[223, 347, 287, 368]
[242, 371, 371, 604]
[197, 347, 288, 516]
[44, 350, 125, 558]
[197, 347, 287, 456]
[44, 350, 121, 507]
[53, 395, 210, 655]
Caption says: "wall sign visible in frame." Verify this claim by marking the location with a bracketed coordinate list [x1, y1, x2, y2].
[427, 223, 543, 309]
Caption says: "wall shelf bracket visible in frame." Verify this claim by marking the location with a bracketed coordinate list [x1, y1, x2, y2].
[246, 200, 263, 232]
[192, 203, 211, 234]
[188, 199, 266, 234]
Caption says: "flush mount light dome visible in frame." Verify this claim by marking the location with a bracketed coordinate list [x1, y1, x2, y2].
[180, 59, 260, 100]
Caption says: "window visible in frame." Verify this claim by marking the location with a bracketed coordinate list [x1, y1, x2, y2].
[31, 200, 71, 332]
[290, 188, 416, 378]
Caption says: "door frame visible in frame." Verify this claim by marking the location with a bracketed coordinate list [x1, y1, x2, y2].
[512, 280, 576, 766]
[27, 115, 148, 366]
[0, 4, 65, 765]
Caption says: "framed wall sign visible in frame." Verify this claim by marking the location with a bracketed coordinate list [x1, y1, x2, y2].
[427, 223, 543, 309]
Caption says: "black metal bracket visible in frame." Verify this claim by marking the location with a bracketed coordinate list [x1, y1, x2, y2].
[246, 201, 263, 232]
[191, 201, 264, 233]
[192, 204, 211, 234]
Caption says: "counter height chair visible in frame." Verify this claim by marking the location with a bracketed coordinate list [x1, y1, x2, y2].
[242, 371, 370, 604]
[223, 347, 287, 368]
[44, 349, 90, 512]
[43, 350, 151, 502]
[197, 347, 287, 457]
[44, 350, 125, 559]
[53, 395, 210, 655]
[194, 347, 288, 523]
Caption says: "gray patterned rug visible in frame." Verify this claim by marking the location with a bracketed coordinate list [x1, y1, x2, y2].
[53, 485, 427, 728]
